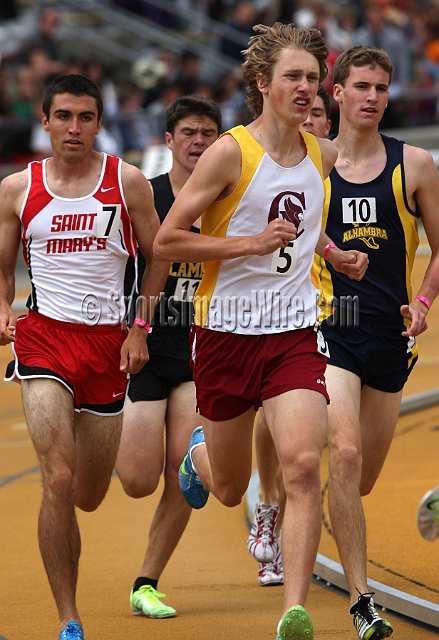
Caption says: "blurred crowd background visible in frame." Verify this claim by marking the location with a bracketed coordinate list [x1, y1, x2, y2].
[2, 0, 439, 171]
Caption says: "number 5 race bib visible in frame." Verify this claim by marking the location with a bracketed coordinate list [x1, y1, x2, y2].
[270, 241, 298, 275]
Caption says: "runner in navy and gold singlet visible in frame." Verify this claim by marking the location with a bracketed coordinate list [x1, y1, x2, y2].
[115, 96, 221, 619]
[318, 134, 420, 321]
[312, 46, 439, 639]
[316, 134, 420, 394]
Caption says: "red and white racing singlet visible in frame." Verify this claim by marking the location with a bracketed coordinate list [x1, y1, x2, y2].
[20, 153, 137, 325]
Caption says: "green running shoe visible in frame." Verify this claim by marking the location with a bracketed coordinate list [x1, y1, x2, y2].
[276, 605, 313, 639]
[130, 585, 177, 618]
[417, 484, 439, 541]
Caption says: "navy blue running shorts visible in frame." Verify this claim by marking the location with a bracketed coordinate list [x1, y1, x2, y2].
[320, 317, 418, 393]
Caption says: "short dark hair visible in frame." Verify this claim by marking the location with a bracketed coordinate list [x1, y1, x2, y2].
[333, 45, 393, 87]
[317, 84, 330, 120]
[42, 74, 104, 121]
[165, 94, 222, 136]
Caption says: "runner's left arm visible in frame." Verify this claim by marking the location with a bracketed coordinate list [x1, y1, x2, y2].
[315, 229, 369, 281]
[119, 163, 169, 374]
[400, 145, 439, 336]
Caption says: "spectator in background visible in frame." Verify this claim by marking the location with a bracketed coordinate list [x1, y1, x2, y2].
[353, 0, 411, 127]
[1, 6, 64, 75]
[207, 0, 228, 23]
[0, 65, 37, 164]
[192, 83, 215, 99]
[10, 65, 38, 119]
[326, 4, 358, 53]
[213, 69, 249, 130]
[134, 52, 175, 109]
[111, 0, 179, 29]
[175, 50, 203, 95]
[28, 48, 63, 92]
[5, 64, 41, 165]
[0, 0, 19, 21]
[0, 68, 14, 162]
[85, 60, 119, 117]
[0, 64, 41, 166]
[114, 82, 151, 163]
[292, 0, 342, 126]
[274, 0, 295, 24]
[0, 68, 12, 119]
[403, 13, 437, 126]
[31, 7, 62, 63]
[176, 0, 213, 38]
[219, 0, 258, 63]
[144, 82, 184, 143]
[110, 0, 146, 17]
[64, 58, 86, 77]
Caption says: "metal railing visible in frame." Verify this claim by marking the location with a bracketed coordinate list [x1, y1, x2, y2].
[18, 0, 248, 76]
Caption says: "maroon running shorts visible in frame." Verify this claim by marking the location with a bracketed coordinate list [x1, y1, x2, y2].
[189, 324, 329, 421]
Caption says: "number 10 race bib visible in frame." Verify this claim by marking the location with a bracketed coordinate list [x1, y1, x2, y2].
[342, 197, 377, 224]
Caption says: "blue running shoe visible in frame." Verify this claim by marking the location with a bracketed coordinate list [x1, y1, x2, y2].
[178, 426, 209, 509]
[59, 621, 84, 640]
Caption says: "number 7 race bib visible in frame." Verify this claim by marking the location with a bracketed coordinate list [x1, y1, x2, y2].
[96, 204, 121, 238]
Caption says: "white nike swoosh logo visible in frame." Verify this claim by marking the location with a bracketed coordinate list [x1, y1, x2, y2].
[101, 187, 115, 192]
[112, 391, 125, 397]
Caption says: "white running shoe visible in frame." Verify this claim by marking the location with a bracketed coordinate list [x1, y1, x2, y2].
[258, 545, 284, 586]
[417, 484, 439, 541]
[247, 502, 279, 562]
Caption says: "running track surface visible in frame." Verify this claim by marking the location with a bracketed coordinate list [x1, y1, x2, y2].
[1, 253, 439, 639]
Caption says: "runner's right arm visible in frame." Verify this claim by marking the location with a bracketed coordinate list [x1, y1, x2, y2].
[154, 134, 297, 264]
[0, 171, 27, 345]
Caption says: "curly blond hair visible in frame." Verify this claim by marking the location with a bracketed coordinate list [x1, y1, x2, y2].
[242, 23, 328, 118]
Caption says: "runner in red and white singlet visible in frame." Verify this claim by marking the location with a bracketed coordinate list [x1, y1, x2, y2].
[0, 75, 167, 640]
